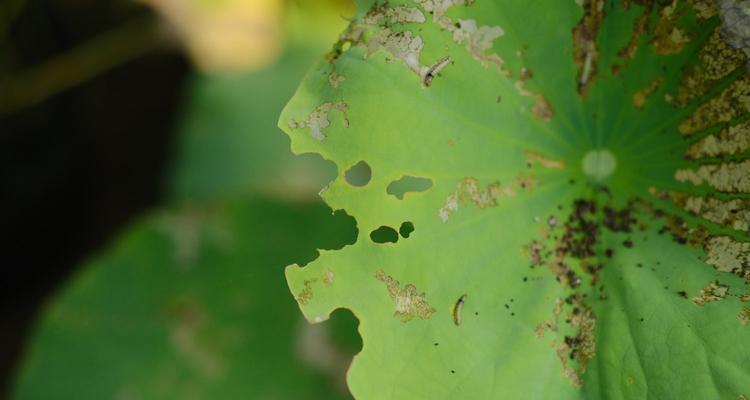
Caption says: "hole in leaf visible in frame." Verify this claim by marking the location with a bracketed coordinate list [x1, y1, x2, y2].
[344, 161, 371, 187]
[386, 176, 433, 199]
[399, 221, 414, 238]
[370, 226, 398, 244]
[328, 308, 363, 354]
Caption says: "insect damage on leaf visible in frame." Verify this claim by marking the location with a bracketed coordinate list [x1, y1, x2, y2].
[685, 118, 750, 158]
[556, 295, 596, 390]
[296, 278, 319, 305]
[704, 236, 750, 283]
[692, 280, 730, 305]
[675, 159, 750, 193]
[617, 1, 653, 59]
[740, 307, 750, 325]
[362, 4, 426, 25]
[323, 269, 335, 287]
[288, 101, 349, 141]
[526, 151, 566, 169]
[678, 74, 750, 135]
[438, 176, 535, 222]
[689, 0, 719, 19]
[659, 192, 750, 232]
[633, 76, 664, 109]
[375, 269, 436, 322]
[573, 0, 605, 96]
[676, 27, 747, 107]
[328, 71, 345, 88]
[651, 2, 691, 55]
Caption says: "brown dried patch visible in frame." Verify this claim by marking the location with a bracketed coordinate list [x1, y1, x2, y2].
[526, 151, 566, 169]
[328, 70, 345, 88]
[651, 2, 691, 55]
[535, 298, 563, 338]
[677, 28, 747, 107]
[366, 28, 426, 75]
[686, 119, 750, 158]
[297, 278, 318, 306]
[362, 4, 426, 25]
[678, 74, 750, 135]
[288, 101, 349, 141]
[675, 159, 750, 193]
[618, 2, 654, 59]
[692, 280, 730, 305]
[573, 0, 605, 96]
[515, 73, 555, 121]
[323, 269, 335, 287]
[654, 190, 750, 232]
[704, 236, 750, 283]
[439, 176, 534, 222]
[633, 76, 664, 109]
[452, 19, 505, 70]
[740, 307, 750, 325]
[660, 215, 710, 247]
[375, 269, 436, 322]
[688, 0, 719, 19]
[556, 294, 596, 389]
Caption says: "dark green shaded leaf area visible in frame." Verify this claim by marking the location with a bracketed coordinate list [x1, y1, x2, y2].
[12, 198, 360, 400]
[281, 0, 750, 398]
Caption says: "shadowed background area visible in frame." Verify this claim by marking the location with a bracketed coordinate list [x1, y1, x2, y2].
[0, 0, 362, 398]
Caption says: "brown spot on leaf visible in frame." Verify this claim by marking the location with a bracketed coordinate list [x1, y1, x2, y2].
[375, 270, 436, 322]
[297, 279, 318, 305]
[692, 280, 730, 305]
[633, 76, 664, 109]
[740, 307, 750, 325]
[439, 176, 534, 222]
[704, 236, 750, 283]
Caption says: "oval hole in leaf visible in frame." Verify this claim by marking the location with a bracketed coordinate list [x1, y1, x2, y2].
[370, 226, 398, 244]
[399, 221, 414, 238]
[344, 161, 372, 187]
[386, 176, 433, 199]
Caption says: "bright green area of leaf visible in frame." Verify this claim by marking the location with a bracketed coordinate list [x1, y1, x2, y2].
[280, 0, 750, 398]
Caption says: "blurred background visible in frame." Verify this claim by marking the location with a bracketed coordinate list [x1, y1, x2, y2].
[0, 0, 363, 398]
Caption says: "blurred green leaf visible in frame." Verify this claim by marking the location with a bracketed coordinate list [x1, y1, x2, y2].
[12, 198, 359, 400]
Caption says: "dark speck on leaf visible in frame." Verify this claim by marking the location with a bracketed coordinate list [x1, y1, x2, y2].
[677, 290, 688, 298]
[623, 239, 634, 248]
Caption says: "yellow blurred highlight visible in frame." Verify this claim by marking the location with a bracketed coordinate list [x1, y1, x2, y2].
[145, 0, 285, 72]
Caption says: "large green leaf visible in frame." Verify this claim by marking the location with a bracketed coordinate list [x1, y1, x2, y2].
[280, 1, 750, 398]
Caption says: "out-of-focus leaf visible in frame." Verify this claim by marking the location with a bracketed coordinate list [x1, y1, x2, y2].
[12, 198, 359, 400]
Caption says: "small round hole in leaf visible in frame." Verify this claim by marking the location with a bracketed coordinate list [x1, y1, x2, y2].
[399, 221, 415, 238]
[345, 161, 372, 187]
[370, 226, 398, 244]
